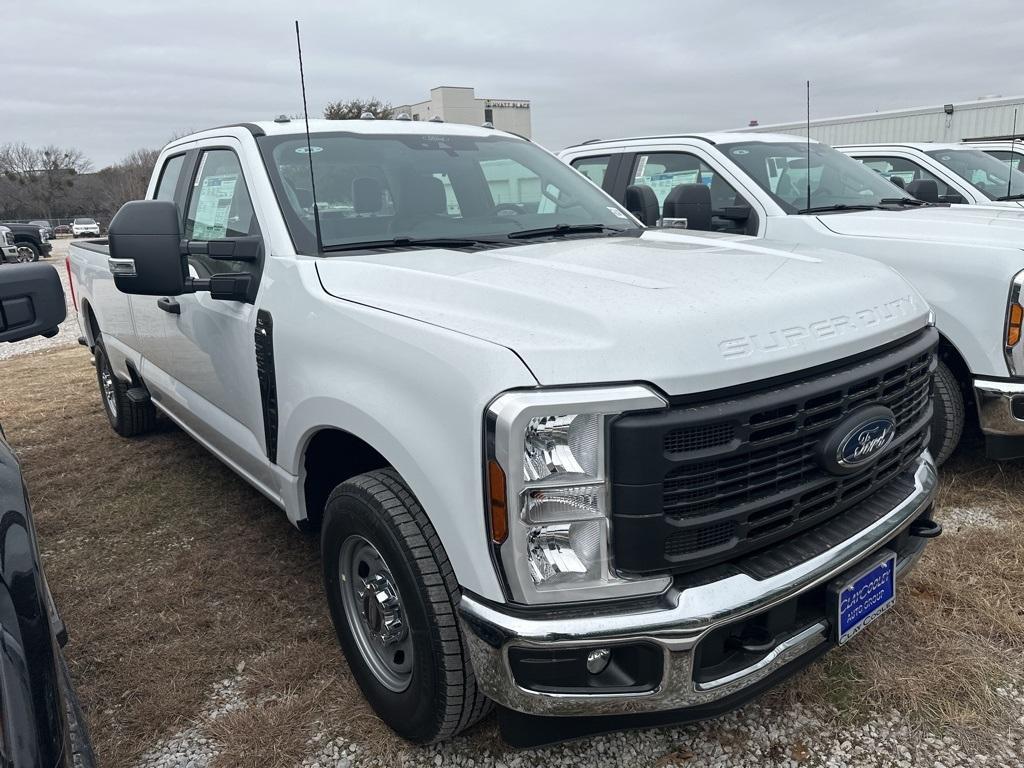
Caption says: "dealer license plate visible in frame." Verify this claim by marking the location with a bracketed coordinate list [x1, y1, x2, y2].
[835, 551, 896, 645]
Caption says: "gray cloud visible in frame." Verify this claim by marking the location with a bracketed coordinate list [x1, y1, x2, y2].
[4, 0, 1023, 167]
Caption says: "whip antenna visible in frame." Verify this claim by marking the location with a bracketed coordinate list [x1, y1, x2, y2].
[806, 80, 811, 211]
[295, 20, 323, 253]
[1008, 107, 1018, 200]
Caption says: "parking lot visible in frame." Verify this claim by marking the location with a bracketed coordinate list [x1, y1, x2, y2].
[1, 295, 1021, 767]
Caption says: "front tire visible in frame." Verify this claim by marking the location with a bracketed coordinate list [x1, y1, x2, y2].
[15, 242, 39, 262]
[929, 359, 964, 466]
[321, 469, 491, 743]
[94, 336, 156, 437]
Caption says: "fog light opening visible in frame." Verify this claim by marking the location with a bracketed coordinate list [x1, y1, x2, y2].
[586, 647, 611, 675]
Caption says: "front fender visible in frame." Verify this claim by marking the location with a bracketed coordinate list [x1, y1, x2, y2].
[273, 290, 536, 603]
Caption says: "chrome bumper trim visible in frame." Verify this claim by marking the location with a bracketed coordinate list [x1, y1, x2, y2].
[458, 454, 936, 716]
[974, 378, 1024, 436]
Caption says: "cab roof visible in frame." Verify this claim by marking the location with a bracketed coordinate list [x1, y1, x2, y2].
[836, 141, 968, 151]
[165, 118, 517, 152]
[563, 131, 819, 151]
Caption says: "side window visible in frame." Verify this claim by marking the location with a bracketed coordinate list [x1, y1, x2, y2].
[986, 150, 1023, 171]
[479, 158, 544, 212]
[184, 149, 261, 277]
[632, 152, 752, 233]
[154, 154, 185, 202]
[570, 156, 612, 189]
[856, 155, 960, 200]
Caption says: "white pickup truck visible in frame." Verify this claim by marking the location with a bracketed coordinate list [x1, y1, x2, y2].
[561, 133, 1024, 464]
[69, 118, 940, 746]
[836, 142, 1024, 208]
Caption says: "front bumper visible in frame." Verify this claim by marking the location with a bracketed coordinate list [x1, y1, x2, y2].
[974, 378, 1024, 458]
[458, 454, 937, 719]
[1, 244, 18, 262]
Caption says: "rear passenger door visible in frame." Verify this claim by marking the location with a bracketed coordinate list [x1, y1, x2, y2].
[130, 151, 189, 372]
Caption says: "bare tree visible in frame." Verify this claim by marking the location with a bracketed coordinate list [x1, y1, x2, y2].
[0, 143, 93, 219]
[79, 148, 158, 223]
[323, 98, 395, 120]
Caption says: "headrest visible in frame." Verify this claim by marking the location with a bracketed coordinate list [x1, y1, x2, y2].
[624, 184, 659, 226]
[906, 178, 940, 203]
[352, 177, 384, 214]
[663, 183, 713, 231]
[403, 174, 447, 215]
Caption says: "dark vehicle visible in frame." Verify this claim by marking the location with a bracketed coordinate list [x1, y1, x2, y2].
[0, 263, 94, 766]
[0, 223, 53, 262]
[28, 220, 54, 240]
[53, 225, 72, 237]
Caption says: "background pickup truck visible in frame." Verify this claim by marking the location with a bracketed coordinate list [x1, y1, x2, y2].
[561, 133, 1024, 463]
[70, 118, 939, 745]
[837, 142, 1024, 208]
[0, 221, 53, 262]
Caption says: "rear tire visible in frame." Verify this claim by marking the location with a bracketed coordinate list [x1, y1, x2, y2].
[321, 469, 491, 743]
[929, 359, 964, 466]
[94, 336, 156, 437]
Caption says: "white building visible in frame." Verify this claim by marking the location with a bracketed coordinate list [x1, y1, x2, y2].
[395, 86, 532, 138]
[738, 95, 1024, 145]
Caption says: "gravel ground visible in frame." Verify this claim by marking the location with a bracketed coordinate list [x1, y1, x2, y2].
[0, 238, 80, 360]
[135, 677, 1024, 768]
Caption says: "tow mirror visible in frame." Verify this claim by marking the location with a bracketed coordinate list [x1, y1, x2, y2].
[108, 200, 255, 302]
[108, 200, 187, 296]
[0, 263, 66, 343]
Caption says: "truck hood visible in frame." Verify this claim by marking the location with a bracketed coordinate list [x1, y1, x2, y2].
[818, 204, 1024, 246]
[315, 231, 928, 395]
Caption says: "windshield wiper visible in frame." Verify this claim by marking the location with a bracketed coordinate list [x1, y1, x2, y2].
[995, 193, 1024, 201]
[321, 236, 503, 253]
[795, 204, 882, 214]
[506, 223, 632, 240]
[879, 197, 930, 207]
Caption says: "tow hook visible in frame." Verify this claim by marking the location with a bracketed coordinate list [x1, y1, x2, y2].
[909, 518, 943, 538]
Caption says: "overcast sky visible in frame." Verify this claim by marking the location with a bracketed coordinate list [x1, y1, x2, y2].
[6, 0, 1024, 168]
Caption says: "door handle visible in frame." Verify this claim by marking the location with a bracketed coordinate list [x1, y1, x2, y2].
[157, 297, 180, 315]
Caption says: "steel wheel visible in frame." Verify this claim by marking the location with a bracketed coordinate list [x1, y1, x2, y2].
[338, 535, 414, 692]
[100, 364, 118, 418]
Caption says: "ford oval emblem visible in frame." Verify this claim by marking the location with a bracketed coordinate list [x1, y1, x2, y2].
[817, 406, 897, 475]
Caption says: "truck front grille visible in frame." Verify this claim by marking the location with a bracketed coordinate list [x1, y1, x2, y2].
[608, 328, 936, 576]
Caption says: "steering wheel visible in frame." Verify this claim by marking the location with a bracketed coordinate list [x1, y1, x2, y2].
[494, 203, 524, 217]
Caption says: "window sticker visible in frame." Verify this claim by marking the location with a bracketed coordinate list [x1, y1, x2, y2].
[607, 206, 628, 219]
[635, 156, 648, 179]
[193, 174, 238, 240]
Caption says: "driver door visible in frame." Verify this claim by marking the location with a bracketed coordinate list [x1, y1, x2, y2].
[155, 138, 275, 489]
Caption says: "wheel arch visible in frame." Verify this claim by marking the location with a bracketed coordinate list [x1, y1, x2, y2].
[300, 427, 391, 530]
[937, 331, 973, 406]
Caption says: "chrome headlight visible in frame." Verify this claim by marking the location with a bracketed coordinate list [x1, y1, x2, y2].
[486, 385, 672, 605]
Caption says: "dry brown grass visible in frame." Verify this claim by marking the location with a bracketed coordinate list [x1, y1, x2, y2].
[2, 345, 1022, 764]
[772, 446, 1024, 746]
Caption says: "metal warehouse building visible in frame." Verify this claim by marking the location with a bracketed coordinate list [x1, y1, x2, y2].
[739, 95, 1024, 144]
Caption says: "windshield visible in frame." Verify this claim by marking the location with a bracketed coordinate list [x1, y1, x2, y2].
[74, 218, 96, 224]
[259, 131, 636, 253]
[924, 148, 1024, 200]
[716, 140, 912, 213]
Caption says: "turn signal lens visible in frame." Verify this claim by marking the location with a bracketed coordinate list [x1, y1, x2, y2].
[487, 460, 508, 544]
[1008, 303, 1023, 347]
